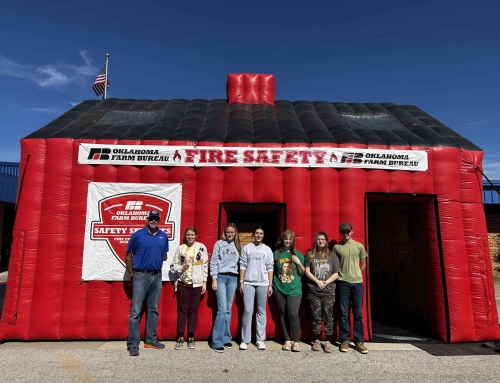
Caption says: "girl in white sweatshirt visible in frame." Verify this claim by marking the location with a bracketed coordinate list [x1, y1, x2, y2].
[238, 225, 274, 350]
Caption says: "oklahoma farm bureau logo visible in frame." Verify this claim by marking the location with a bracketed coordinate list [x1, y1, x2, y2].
[91, 193, 175, 266]
[87, 147, 170, 162]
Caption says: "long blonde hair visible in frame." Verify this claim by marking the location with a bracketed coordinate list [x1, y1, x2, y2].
[221, 222, 242, 253]
[308, 231, 331, 261]
[275, 230, 296, 260]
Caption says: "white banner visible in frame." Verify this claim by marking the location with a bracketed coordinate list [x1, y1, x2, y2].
[82, 182, 182, 281]
[78, 144, 428, 171]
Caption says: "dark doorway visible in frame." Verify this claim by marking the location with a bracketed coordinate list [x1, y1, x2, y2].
[367, 196, 435, 341]
[1, 202, 15, 270]
[218, 203, 286, 250]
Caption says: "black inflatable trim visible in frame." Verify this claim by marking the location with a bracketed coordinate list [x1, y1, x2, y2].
[25, 99, 480, 150]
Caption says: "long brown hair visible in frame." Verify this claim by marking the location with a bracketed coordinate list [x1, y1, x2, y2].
[308, 231, 331, 261]
[221, 222, 242, 253]
[275, 230, 296, 260]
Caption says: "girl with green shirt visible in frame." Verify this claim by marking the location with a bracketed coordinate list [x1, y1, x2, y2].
[272, 230, 305, 352]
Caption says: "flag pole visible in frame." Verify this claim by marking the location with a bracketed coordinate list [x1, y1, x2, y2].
[104, 53, 109, 99]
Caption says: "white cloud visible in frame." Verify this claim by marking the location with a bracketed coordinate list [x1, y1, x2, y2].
[29, 105, 66, 114]
[459, 116, 500, 129]
[75, 50, 96, 76]
[482, 155, 500, 180]
[0, 51, 98, 89]
[28, 101, 81, 114]
[37, 66, 71, 87]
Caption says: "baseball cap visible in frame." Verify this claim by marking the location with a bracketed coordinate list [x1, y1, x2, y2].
[148, 210, 161, 220]
[339, 222, 352, 231]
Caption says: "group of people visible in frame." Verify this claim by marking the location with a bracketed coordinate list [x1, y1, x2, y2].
[124, 210, 368, 357]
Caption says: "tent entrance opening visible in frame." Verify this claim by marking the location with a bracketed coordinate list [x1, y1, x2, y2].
[367, 196, 436, 341]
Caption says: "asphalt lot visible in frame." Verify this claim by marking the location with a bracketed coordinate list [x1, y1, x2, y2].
[0, 340, 499, 383]
[1, 271, 499, 382]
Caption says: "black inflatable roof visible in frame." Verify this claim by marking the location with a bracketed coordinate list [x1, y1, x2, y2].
[25, 99, 480, 150]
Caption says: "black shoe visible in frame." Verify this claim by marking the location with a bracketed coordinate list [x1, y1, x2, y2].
[129, 346, 139, 356]
[213, 346, 225, 353]
[224, 342, 233, 349]
[187, 338, 196, 349]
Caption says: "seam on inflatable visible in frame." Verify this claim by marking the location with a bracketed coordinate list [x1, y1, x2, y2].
[11, 230, 27, 325]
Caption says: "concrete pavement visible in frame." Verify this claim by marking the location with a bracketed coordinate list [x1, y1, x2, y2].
[0, 340, 499, 383]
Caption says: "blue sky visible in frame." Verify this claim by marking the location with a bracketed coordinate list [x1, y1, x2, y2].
[1, 0, 499, 177]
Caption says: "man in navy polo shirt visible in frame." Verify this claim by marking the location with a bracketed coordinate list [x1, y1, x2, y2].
[125, 210, 169, 356]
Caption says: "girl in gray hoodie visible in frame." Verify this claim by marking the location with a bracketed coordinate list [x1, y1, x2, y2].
[210, 223, 242, 353]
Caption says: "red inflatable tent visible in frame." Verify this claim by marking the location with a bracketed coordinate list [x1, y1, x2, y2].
[1, 73, 499, 343]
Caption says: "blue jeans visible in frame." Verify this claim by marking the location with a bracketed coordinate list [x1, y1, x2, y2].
[337, 281, 364, 344]
[127, 271, 162, 349]
[212, 274, 238, 348]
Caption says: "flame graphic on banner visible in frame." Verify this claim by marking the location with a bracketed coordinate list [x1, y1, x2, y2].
[173, 150, 182, 162]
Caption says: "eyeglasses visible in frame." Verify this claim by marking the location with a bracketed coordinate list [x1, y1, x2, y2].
[148, 217, 160, 222]
[340, 230, 351, 234]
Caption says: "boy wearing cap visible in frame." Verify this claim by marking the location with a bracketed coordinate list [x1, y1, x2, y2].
[125, 210, 170, 356]
[333, 222, 368, 354]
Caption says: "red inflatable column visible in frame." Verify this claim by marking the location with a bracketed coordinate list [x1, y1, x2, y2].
[460, 149, 500, 341]
[28, 138, 74, 339]
[192, 166, 224, 339]
[59, 141, 95, 339]
[310, 168, 339, 241]
[0, 138, 46, 340]
[432, 147, 475, 342]
[338, 168, 369, 341]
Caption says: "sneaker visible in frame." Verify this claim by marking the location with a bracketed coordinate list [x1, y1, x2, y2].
[213, 346, 225, 353]
[355, 343, 368, 354]
[339, 342, 350, 352]
[256, 340, 266, 350]
[128, 346, 139, 356]
[239, 342, 248, 350]
[144, 341, 165, 349]
[324, 341, 333, 353]
[174, 337, 184, 350]
[224, 342, 233, 349]
[312, 339, 322, 351]
[187, 338, 196, 349]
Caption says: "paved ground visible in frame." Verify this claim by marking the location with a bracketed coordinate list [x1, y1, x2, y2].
[0, 340, 498, 383]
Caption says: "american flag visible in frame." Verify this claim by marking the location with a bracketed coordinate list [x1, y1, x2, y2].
[93, 65, 110, 96]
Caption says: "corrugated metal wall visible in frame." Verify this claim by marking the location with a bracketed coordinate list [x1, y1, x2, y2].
[0, 162, 19, 204]
[483, 180, 500, 204]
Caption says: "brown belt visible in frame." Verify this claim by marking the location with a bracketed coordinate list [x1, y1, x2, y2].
[134, 269, 161, 275]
